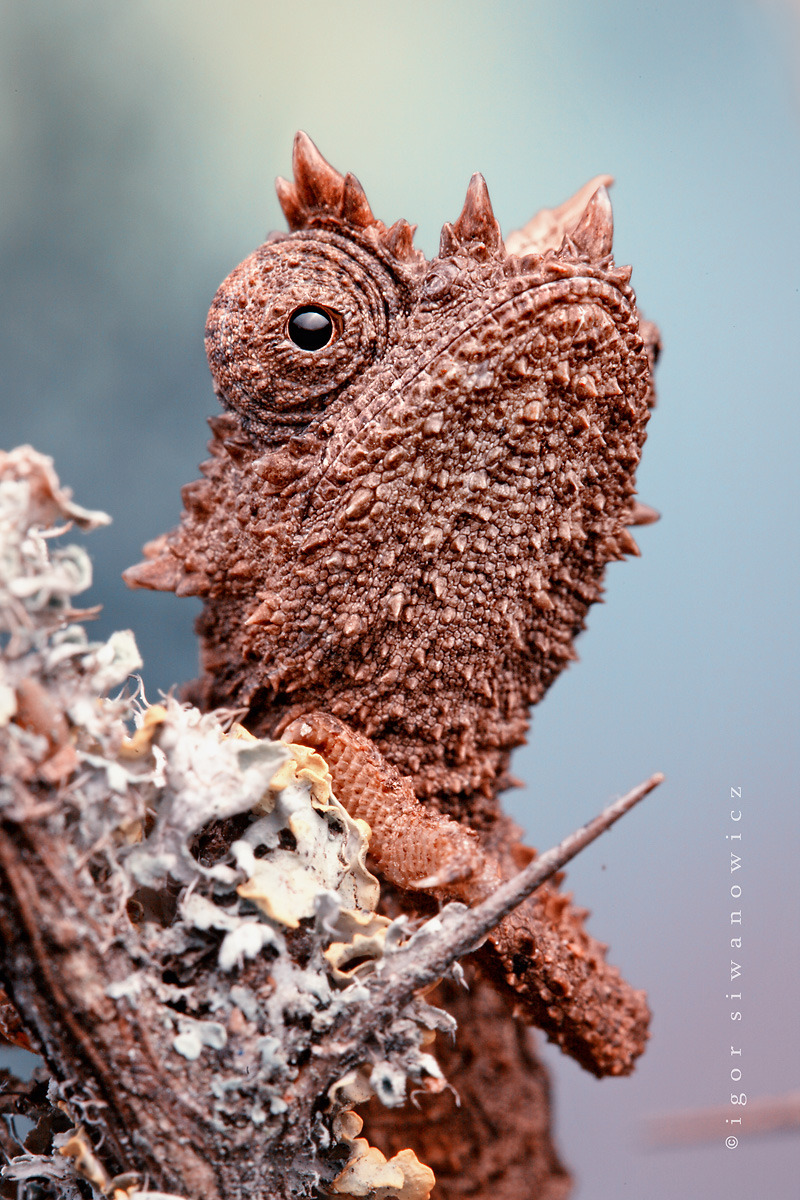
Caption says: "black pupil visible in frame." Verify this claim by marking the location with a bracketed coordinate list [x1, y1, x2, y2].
[288, 306, 334, 351]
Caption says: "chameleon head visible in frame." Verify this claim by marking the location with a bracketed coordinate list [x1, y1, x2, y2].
[126, 133, 658, 819]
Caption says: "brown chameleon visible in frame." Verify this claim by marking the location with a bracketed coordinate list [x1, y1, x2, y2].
[125, 132, 659, 1199]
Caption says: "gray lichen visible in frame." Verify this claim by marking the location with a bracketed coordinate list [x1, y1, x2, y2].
[0, 448, 449, 1199]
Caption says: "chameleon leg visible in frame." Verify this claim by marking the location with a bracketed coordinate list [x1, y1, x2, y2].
[284, 711, 650, 1078]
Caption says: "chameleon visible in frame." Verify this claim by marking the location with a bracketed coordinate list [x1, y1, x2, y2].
[125, 132, 659, 1198]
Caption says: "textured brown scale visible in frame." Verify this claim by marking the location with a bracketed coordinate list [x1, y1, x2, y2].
[125, 132, 659, 1195]
[283, 712, 494, 892]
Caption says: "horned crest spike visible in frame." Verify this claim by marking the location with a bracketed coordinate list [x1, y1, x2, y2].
[450, 172, 504, 253]
[291, 130, 345, 210]
[275, 131, 350, 229]
[273, 132, 424, 270]
[569, 185, 614, 260]
[504, 173, 613, 259]
[439, 222, 459, 256]
[341, 172, 375, 228]
[274, 175, 305, 229]
[383, 218, 418, 262]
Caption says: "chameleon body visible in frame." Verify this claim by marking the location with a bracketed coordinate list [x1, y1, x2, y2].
[125, 132, 659, 1198]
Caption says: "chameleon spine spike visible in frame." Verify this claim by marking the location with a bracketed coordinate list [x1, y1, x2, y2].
[452, 172, 504, 253]
[618, 527, 641, 556]
[505, 173, 614, 258]
[341, 172, 375, 228]
[122, 556, 180, 593]
[569, 185, 614, 260]
[438, 221, 460, 257]
[274, 175, 305, 229]
[275, 134, 424, 271]
[381, 217, 419, 262]
[291, 129, 345, 211]
[629, 501, 660, 526]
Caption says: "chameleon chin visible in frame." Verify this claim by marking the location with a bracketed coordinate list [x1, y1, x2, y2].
[126, 132, 660, 1200]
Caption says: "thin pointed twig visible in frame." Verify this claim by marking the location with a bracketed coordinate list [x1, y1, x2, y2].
[370, 771, 665, 1007]
[298, 772, 664, 1097]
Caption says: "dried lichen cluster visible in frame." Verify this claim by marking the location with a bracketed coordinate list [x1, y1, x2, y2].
[0, 448, 449, 1198]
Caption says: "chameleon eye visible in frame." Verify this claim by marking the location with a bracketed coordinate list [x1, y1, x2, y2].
[287, 305, 337, 351]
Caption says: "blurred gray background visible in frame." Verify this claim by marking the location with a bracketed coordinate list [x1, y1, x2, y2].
[1, 1, 798, 1197]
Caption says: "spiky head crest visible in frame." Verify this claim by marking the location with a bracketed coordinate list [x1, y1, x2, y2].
[275, 131, 423, 270]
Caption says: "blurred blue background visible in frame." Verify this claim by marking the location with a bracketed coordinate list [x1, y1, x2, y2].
[1, 2, 798, 1196]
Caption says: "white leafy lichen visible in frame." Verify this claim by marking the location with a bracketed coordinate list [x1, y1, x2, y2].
[233, 742, 379, 928]
[0, 446, 445, 1199]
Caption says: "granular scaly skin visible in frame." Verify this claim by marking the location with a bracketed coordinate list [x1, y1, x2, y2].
[126, 132, 656, 828]
[125, 132, 659, 1195]
[282, 711, 495, 891]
